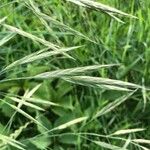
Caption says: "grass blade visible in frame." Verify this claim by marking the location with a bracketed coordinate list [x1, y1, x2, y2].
[24, 97, 60, 106]
[33, 64, 118, 79]
[2, 24, 58, 50]
[52, 117, 87, 131]
[111, 128, 145, 136]
[0, 33, 16, 47]
[67, 0, 137, 18]
[3, 101, 47, 130]
[132, 139, 150, 144]
[0, 134, 25, 150]
[93, 140, 126, 150]
[24, 0, 97, 44]
[94, 90, 136, 118]
[64, 76, 142, 91]
[9, 97, 45, 111]
[2, 46, 81, 73]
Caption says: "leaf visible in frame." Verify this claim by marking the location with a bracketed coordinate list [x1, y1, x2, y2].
[0, 134, 25, 150]
[25, 97, 60, 107]
[94, 90, 136, 118]
[1, 24, 74, 59]
[3, 46, 81, 72]
[30, 136, 51, 149]
[132, 139, 150, 144]
[2, 24, 58, 50]
[24, 0, 97, 43]
[9, 97, 45, 111]
[36, 112, 52, 133]
[0, 33, 16, 47]
[33, 64, 118, 79]
[59, 134, 79, 145]
[3, 101, 47, 130]
[1, 98, 15, 117]
[112, 128, 145, 136]
[52, 117, 87, 131]
[64, 76, 142, 91]
[67, 0, 137, 18]
[0, 17, 7, 24]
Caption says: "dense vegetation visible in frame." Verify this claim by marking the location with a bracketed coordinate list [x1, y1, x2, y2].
[0, 0, 150, 149]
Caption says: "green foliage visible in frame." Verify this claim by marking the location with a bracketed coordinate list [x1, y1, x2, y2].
[0, 0, 150, 149]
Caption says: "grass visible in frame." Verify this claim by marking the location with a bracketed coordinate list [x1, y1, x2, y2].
[0, 0, 150, 149]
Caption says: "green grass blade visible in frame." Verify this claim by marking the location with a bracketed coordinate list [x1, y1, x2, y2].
[64, 76, 142, 91]
[33, 64, 118, 79]
[3, 101, 47, 131]
[67, 0, 137, 18]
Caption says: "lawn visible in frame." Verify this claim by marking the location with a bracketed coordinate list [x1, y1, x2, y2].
[0, 0, 150, 149]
